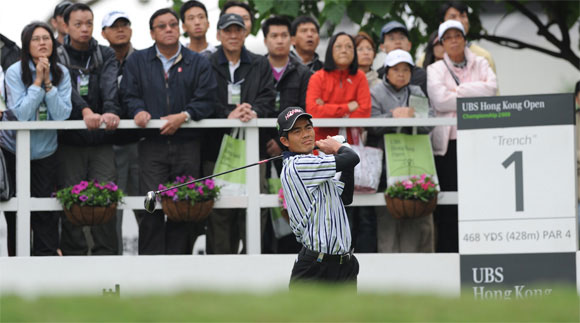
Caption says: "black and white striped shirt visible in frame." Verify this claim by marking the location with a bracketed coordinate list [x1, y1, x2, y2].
[281, 152, 352, 255]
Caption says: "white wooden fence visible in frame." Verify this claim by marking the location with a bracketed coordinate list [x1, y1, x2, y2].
[0, 117, 457, 256]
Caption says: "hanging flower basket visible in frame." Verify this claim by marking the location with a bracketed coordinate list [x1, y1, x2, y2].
[157, 176, 220, 222]
[64, 203, 118, 226]
[161, 198, 214, 222]
[56, 180, 124, 226]
[384, 195, 437, 219]
[384, 174, 439, 219]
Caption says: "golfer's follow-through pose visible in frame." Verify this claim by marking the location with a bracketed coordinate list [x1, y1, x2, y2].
[277, 106, 360, 287]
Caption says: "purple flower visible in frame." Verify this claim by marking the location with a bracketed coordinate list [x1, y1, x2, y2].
[158, 184, 167, 191]
[197, 186, 204, 195]
[205, 179, 215, 190]
[79, 181, 89, 189]
[79, 195, 88, 202]
[172, 194, 179, 201]
[105, 182, 118, 192]
[187, 183, 196, 189]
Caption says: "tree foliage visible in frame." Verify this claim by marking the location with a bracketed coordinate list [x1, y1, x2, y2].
[172, 0, 578, 70]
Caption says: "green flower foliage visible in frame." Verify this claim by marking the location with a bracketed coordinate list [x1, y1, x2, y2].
[385, 174, 438, 202]
[55, 181, 124, 210]
[158, 176, 220, 205]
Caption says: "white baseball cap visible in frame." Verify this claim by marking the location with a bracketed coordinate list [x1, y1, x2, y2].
[384, 49, 414, 68]
[438, 20, 465, 41]
[102, 11, 130, 30]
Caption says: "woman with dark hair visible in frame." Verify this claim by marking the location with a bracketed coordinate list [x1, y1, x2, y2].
[354, 32, 380, 88]
[420, 31, 445, 68]
[1, 21, 72, 256]
[306, 32, 371, 143]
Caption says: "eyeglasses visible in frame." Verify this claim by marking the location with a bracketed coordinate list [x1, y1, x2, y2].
[153, 22, 179, 30]
[31, 36, 51, 43]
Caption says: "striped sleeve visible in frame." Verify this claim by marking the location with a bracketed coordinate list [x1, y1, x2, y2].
[294, 154, 336, 188]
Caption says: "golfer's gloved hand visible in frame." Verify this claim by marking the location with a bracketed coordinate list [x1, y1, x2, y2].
[331, 135, 351, 148]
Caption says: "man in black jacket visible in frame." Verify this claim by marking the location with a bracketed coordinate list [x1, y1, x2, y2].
[121, 8, 217, 255]
[376, 21, 427, 96]
[56, 3, 122, 256]
[0, 34, 21, 72]
[289, 16, 323, 72]
[205, 13, 276, 254]
[262, 16, 312, 253]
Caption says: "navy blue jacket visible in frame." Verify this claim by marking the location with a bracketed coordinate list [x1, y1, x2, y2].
[121, 44, 217, 141]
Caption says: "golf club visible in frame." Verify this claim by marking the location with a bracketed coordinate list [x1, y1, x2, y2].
[144, 154, 284, 213]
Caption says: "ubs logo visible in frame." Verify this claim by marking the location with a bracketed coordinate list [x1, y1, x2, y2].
[473, 267, 504, 283]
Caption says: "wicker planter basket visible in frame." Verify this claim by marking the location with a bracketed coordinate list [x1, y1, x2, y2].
[64, 203, 117, 226]
[161, 198, 214, 222]
[384, 195, 437, 219]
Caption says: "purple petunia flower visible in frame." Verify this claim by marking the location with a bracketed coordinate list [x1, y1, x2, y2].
[79, 195, 88, 202]
[197, 186, 204, 195]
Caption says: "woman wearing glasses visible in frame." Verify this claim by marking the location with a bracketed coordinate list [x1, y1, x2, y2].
[427, 20, 497, 253]
[1, 21, 71, 256]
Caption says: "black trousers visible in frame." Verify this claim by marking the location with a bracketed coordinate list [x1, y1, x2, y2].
[290, 247, 359, 288]
[3, 147, 59, 256]
[433, 140, 458, 252]
[136, 138, 205, 255]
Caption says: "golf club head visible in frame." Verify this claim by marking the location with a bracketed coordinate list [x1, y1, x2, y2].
[144, 191, 157, 213]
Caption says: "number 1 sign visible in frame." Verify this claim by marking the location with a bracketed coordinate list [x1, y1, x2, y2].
[456, 94, 577, 255]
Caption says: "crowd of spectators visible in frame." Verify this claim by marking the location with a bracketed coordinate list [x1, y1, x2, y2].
[1, 0, 518, 256]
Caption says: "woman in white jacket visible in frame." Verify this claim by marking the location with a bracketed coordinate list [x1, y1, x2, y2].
[427, 20, 497, 252]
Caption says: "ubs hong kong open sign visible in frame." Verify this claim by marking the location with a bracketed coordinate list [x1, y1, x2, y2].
[457, 94, 577, 255]
[457, 94, 577, 299]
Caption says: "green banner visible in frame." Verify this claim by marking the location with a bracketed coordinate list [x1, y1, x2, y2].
[384, 133, 436, 177]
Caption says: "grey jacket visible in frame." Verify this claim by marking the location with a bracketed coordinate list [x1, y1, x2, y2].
[367, 78, 434, 149]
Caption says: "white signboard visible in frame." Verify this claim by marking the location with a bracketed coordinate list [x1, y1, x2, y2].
[457, 94, 577, 255]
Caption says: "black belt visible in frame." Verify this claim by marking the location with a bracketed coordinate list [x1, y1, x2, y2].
[299, 246, 354, 264]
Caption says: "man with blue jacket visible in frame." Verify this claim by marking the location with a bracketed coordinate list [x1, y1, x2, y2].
[121, 8, 217, 255]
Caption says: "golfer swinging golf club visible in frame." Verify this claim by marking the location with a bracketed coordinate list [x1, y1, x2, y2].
[277, 106, 360, 287]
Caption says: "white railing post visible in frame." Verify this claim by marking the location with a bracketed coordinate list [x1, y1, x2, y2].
[244, 122, 261, 254]
[15, 130, 31, 256]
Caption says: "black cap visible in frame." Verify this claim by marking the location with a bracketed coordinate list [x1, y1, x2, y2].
[53, 1, 72, 18]
[277, 107, 312, 136]
[380, 21, 408, 40]
[217, 13, 245, 30]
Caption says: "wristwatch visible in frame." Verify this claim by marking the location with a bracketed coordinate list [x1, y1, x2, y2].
[44, 82, 53, 92]
[182, 111, 191, 123]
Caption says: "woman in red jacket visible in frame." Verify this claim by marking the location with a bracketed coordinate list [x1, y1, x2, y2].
[306, 32, 371, 144]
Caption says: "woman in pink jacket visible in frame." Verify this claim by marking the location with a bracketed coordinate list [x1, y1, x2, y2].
[427, 20, 497, 252]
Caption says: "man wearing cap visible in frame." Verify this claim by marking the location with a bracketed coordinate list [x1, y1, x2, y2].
[102, 10, 139, 253]
[205, 12, 275, 254]
[51, 1, 72, 45]
[120, 8, 217, 255]
[427, 19, 497, 253]
[277, 106, 360, 286]
[376, 21, 427, 95]
[368, 49, 435, 253]
[102, 11, 134, 78]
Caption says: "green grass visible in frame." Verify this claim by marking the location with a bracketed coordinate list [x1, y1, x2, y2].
[1, 285, 578, 322]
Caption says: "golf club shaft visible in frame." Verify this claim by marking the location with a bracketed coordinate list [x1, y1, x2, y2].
[155, 154, 284, 194]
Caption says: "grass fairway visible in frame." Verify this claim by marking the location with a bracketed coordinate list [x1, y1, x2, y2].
[1, 285, 578, 322]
